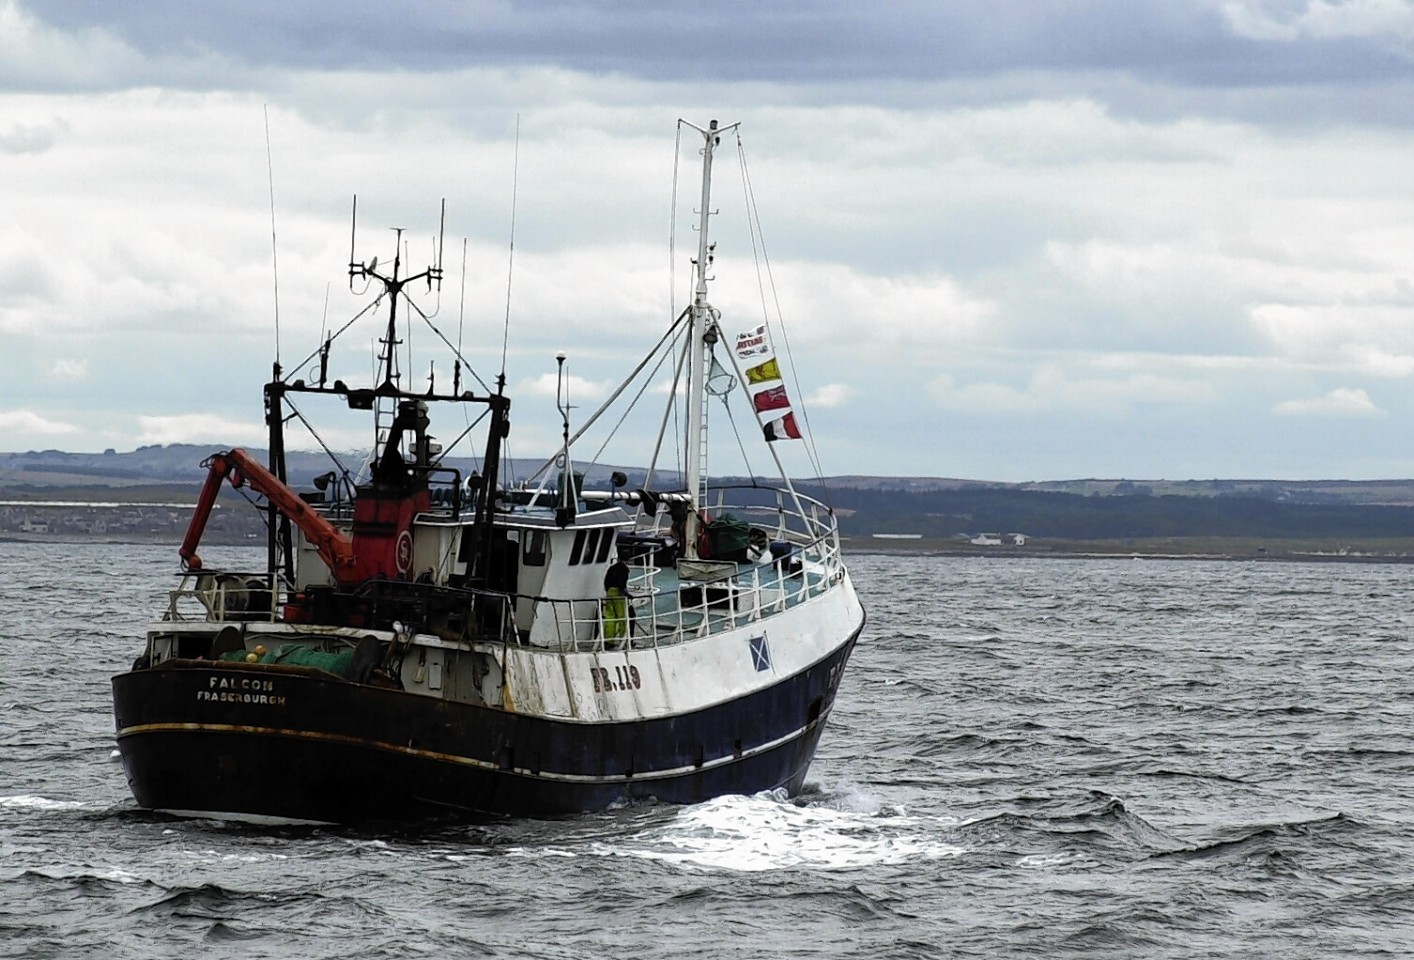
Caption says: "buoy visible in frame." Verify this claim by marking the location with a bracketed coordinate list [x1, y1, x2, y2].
[245, 652, 258, 663]
[254, 644, 267, 656]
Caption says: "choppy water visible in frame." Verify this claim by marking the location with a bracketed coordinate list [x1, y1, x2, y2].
[2, 542, 1412, 958]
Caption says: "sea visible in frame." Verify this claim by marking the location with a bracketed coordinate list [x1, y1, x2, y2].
[1, 541, 1411, 959]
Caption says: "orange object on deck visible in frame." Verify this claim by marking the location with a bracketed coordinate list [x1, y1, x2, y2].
[179, 449, 358, 583]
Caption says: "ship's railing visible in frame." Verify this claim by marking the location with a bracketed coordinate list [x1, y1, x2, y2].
[501, 484, 849, 653]
[159, 486, 848, 649]
[159, 556, 843, 652]
[164, 571, 280, 623]
[487, 563, 817, 653]
[640, 483, 840, 555]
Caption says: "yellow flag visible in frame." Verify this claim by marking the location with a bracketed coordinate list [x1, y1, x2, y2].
[745, 358, 781, 385]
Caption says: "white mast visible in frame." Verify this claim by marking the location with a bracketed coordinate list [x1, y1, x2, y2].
[680, 118, 738, 559]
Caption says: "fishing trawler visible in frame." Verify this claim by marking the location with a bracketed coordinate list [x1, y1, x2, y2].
[111, 120, 866, 823]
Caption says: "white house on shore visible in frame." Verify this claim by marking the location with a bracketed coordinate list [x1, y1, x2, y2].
[968, 532, 1027, 546]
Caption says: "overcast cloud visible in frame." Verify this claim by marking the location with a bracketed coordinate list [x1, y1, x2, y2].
[4, 0, 1414, 481]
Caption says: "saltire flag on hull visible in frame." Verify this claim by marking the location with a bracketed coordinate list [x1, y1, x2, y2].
[734, 324, 801, 443]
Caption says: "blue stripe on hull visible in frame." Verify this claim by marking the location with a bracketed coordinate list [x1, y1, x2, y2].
[112, 631, 859, 822]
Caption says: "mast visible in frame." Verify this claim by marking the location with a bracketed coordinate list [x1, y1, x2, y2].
[347, 204, 445, 464]
[680, 118, 738, 558]
[266, 363, 292, 581]
[468, 375, 510, 588]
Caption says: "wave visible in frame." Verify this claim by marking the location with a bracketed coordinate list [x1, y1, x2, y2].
[13, 865, 153, 887]
[956, 791, 1190, 856]
[134, 882, 284, 918]
[1151, 812, 1361, 863]
[1140, 766, 1250, 784]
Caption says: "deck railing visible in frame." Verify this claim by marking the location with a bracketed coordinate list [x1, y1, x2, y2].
[164, 571, 279, 623]
[526, 484, 848, 653]
[162, 484, 849, 654]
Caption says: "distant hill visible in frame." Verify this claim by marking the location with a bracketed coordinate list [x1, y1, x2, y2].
[5, 446, 1414, 545]
[823, 475, 1414, 506]
[0, 446, 673, 494]
[799, 482, 1414, 541]
[0, 445, 249, 489]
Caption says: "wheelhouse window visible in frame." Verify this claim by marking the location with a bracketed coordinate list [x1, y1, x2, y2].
[523, 530, 547, 566]
[565, 528, 615, 566]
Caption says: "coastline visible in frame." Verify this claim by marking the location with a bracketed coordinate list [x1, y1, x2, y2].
[6, 532, 1414, 564]
[842, 536, 1414, 564]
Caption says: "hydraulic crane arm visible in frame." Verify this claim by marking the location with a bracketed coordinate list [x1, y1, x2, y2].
[179, 448, 358, 582]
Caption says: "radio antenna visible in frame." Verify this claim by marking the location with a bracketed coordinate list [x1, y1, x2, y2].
[455, 237, 467, 395]
[500, 115, 520, 380]
[264, 104, 282, 365]
[347, 194, 358, 290]
[437, 198, 446, 276]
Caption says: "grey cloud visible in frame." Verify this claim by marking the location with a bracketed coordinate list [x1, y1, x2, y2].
[17, 0, 1414, 91]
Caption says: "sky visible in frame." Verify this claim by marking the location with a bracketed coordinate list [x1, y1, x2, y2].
[5, 0, 1414, 482]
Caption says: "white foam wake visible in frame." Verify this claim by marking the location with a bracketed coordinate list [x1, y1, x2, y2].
[629, 791, 962, 872]
[503, 790, 963, 873]
[0, 794, 90, 811]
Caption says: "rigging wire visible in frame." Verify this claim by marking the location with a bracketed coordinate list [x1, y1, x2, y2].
[524, 307, 692, 484]
[666, 325, 688, 488]
[669, 122, 683, 329]
[280, 295, 386, 386]
[666, 125, 696, 490]
[457, 238, 468, 358]
[714, 355, 757, 480]
[643, 322, 692, 492]
[280, 398, 357, 487]
[734, 131, 830, 489]
[404, 297, 492, 394]
[431, 407, 491, 471]
[716, 314, 817, 531]
[582, 319, 689, 475]
[453, 236, 474, 432]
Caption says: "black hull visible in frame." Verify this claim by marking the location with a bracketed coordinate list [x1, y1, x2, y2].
[112, 633, 859, 823]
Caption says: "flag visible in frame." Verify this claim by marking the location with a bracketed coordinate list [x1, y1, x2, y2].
[752, 385, 790, 413]
[735, 324, 772, 359]
[762, 413, 802, 441]
[745, 358, 781, 385]
[736, 324, 802, 441]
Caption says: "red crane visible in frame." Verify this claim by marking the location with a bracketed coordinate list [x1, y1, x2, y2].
[180, 449, 358, 583]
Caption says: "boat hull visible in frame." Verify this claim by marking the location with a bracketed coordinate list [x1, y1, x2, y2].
[111, 631, 859, 823]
